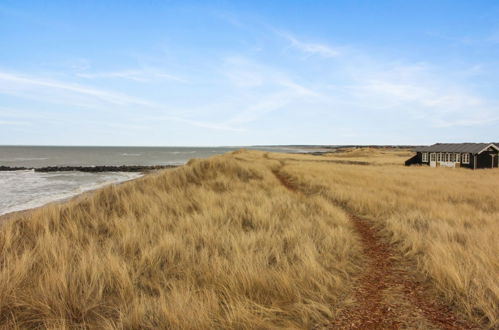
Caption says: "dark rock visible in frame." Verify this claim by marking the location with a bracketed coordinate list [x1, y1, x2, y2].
[0, 165, 177, 172]
[0, 166, 31, 171]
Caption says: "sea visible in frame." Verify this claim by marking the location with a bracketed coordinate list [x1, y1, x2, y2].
[0, 146, 318, 216]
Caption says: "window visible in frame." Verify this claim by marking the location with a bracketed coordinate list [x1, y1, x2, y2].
[422, 152, 428, 162]
[437, 153, 441, 161]
[462, 153, 470, 164]
[450, 153, 455, 162]
[430, 153, 436, 162]
[455, 153, 460, 162]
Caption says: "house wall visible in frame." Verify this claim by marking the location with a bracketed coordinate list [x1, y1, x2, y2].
[417, 152, 425, 164]
[461, 153, 473, 169]
[415, 152, 473, 168]
[404, 152, 421, 166]
[476, 150, 499, 168]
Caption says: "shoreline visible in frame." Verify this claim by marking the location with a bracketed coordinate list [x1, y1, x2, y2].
[0, 169, 161, 224]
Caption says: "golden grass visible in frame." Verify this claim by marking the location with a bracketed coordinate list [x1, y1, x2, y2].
[0, 153, 362, 329]
[1, 148, 497, 328]
[271, 147, 413, 165]
[324, 147, 413, 165]
[271, 149, 499, 327]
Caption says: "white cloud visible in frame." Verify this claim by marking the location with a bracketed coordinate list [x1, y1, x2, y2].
[0, 71, 159, 107]
[330, 59, 499, 128]
[219, 56, 323, 126]
[432, 115, 499, 128]
[224, 62, 265, 87]
[0, 71, 250, 132]
[214, 46, 498, 133]
[273, 30, 497, 130]
[178, 118, 246, 132]
[278, 32, 341, 58]
[77, 69, 186, 83]
[211, 10, 245, 28]
[0, 120, 31, 126]
[146, 114, 245, 132]
[226, 92, 292, 125]
[223, 56, 320, 95]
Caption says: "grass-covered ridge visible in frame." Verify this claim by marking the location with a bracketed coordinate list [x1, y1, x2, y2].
[0, 151, 362, 329]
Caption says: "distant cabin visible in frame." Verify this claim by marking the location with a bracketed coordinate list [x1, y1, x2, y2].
[406, 143, 499, 169]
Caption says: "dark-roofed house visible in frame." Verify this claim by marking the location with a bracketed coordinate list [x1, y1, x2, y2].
[406, 143, 499, 169]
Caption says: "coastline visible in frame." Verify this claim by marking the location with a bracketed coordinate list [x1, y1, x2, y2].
[0, 170, 154, 224]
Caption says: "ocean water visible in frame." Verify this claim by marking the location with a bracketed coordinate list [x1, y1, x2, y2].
[0, 146, 241, 168]
[0, 170, 141, 216]
[0, 146, 314, 216]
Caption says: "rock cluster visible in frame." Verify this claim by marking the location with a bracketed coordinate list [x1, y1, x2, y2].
[0, 165, 177, 172]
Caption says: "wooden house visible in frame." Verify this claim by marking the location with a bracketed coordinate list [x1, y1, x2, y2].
[405, 143, 499, 169]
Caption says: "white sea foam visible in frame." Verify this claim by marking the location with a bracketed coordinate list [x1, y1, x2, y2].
[170, 151, 197, 154]
[0, 146, 269, 216]
[0, 171, 142, 216]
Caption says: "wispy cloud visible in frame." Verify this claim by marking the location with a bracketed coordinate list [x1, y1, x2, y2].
[428, 29, 499, 46]
[220, 56, 323, 126]
[0, 120, 31, 126]
[225, 92, 293, 125]
[301, 53, 499, 129]
[224, 59, 265, 87]
[223, 56, 320, 94]
[432, 115, 499, 128]
[272, 30, 497, 130]
[211, 10, 245, 28]
[277, 31, 341, 58]
[0, 71, 159, 107]
[178, 118, 246, 131]
[77, 69, 186, 83]
[146, 114, 245, 132]
[0, 71, 248, 132]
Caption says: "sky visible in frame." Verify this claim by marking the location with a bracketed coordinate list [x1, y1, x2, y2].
[1, 1, 499, 146]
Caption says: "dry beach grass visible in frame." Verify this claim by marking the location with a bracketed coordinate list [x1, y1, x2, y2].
[0, 152, 362, 329]
[272, 149, 499, 328]
[0, 148, 497, 328]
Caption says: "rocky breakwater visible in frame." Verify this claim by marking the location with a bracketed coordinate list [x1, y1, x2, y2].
[0, 165, 177, 172]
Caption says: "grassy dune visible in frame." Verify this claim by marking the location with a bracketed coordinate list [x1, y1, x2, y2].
[0, 152, 362, 329]
[1, 149, 497, 328]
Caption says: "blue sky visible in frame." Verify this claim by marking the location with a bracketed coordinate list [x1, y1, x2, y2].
[1, 1, 499, 146]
